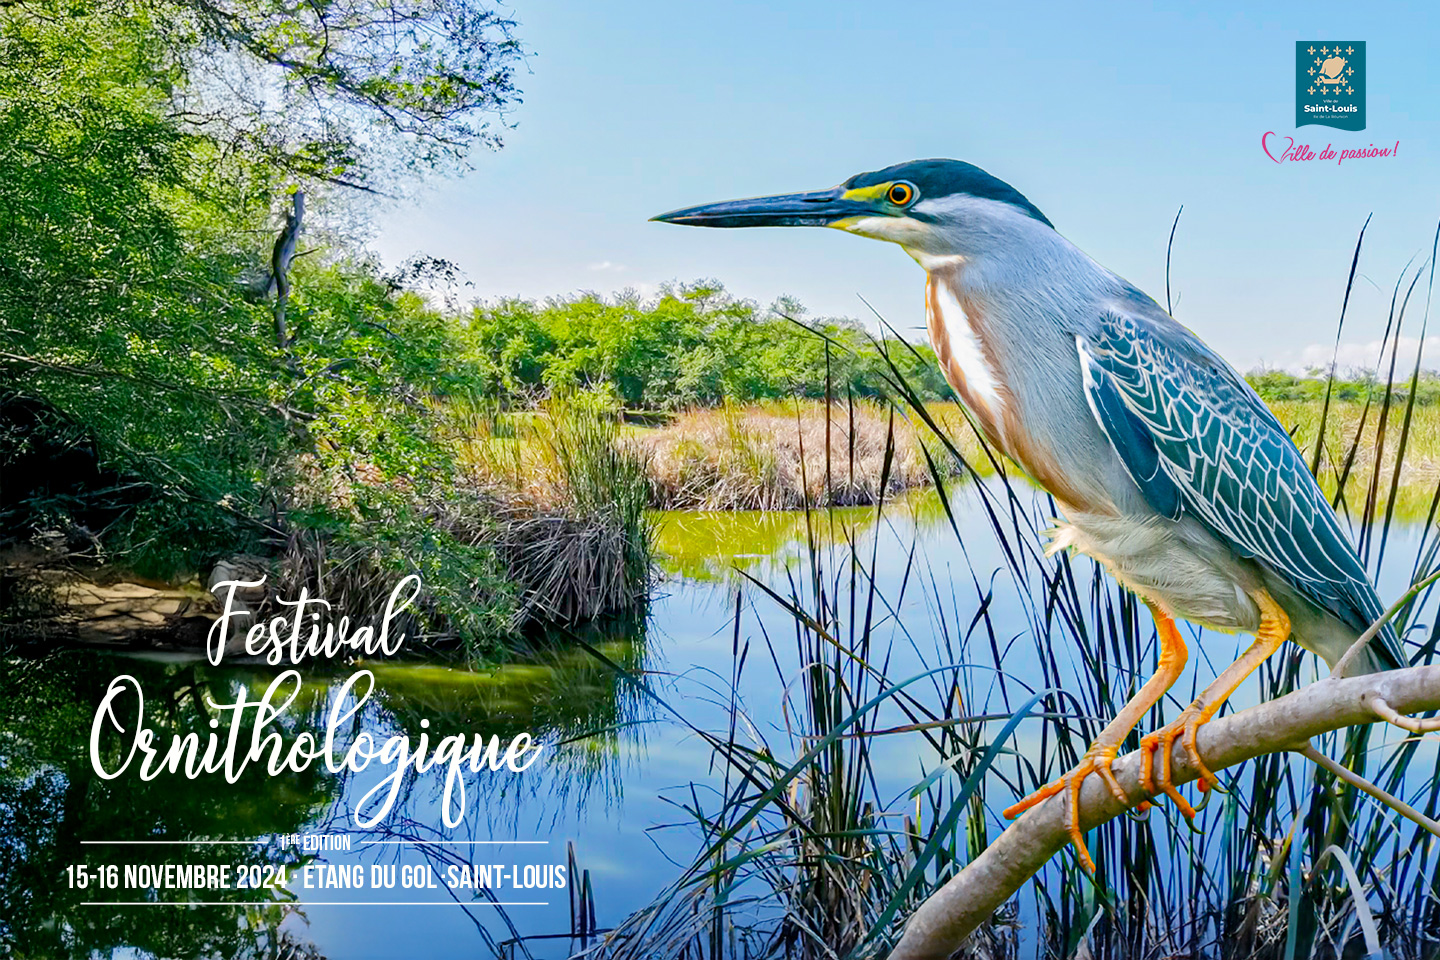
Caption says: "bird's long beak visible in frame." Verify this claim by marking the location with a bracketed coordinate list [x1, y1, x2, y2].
[651, 187, 874, 228]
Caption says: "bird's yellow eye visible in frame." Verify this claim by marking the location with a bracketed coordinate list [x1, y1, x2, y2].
[887, 182, 915, 206]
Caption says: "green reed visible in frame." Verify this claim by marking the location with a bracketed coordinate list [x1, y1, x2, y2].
[573, 225, 1440, 960]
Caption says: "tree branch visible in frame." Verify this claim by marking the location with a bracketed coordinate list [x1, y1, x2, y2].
[0, 350, 313, 420]
[888, 664, 1440, 960]
[271, 189, 304, 351]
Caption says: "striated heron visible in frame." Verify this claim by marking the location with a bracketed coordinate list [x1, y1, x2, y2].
[653, 158, 1403, 872]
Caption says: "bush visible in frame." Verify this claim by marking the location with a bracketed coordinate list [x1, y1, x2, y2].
[464, 285, 955, 410]
[1246, 368, 1440, 405]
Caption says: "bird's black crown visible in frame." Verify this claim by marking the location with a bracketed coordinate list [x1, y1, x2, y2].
[846, 159, 1052, 228]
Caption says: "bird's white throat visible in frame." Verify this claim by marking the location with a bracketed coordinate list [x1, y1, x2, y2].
[925, 274, 1006, 428]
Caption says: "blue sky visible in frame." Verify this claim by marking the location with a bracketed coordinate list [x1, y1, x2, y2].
[371, 0, 1438, 373]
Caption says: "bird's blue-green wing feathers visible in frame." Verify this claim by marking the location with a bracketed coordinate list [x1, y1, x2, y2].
[1077, 307, 1403, 668]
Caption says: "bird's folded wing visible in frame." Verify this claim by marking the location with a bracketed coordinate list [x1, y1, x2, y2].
[1076, 308, 1402, 666]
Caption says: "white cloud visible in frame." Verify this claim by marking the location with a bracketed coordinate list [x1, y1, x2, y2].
[587, 260, 626, 273]
[1271, 335, 1440, 379]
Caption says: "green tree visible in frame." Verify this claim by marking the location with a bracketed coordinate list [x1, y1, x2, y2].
[463, 283, 955, 410]
[0, 0, 525, 567]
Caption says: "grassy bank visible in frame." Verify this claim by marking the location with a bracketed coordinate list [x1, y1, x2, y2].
[638, 400, 976, 510]
[1273, 397, 1440, 522]
[445, 393, 655, 628]
[2, 384, 658, 659]
[629, 393, 1440, 515]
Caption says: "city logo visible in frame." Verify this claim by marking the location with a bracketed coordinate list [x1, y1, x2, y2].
[1296, 42, 1365, 131]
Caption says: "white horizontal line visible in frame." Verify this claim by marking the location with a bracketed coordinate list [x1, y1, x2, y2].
[82, 841, 261, 845]
[83, 901, 549, 907]
[358, 840, 549, 845]
[83, 839, 550, 846]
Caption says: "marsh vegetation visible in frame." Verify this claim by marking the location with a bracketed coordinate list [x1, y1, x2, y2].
[6, 2, 1440, 957]
[581, 318, 1440, 959]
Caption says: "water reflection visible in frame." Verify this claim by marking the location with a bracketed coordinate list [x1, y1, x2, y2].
[5, 475, 1436, 959]
[0, 652, 329, 958]
[0, 617, 648, 959]
[651, 484, 958, 582]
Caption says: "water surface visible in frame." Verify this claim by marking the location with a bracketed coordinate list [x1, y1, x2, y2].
[4, 481, 1435, 958]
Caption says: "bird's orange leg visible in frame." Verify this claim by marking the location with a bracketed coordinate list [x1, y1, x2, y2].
[1140, 589, 1290, 820]
[1003, 601, 1188, 873]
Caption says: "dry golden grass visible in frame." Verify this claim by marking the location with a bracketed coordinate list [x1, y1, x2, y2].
[449, 393, 1440, 524]
[639, 397, 1440, 516]
[1269, 399, 1440, 522]
[636, 400, 978, 510]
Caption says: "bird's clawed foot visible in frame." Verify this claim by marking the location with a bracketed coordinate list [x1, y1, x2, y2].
[1002, 742, 1133, 874]
[1139, 705, 1221, 820]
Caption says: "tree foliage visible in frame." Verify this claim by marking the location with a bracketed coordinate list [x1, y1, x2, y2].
[0, 0, 518, 599]
[0, 0, 942, 638]
[1246, 368, 1440, 405]
[5, 0, 523, 191]
[466, 284, 955, 410]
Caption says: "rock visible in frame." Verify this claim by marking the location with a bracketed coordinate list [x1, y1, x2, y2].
[56, 583, 103, 605]
[77, 614, 153, 643]
[10, 567, 231, 648]
[104, 582, 161, 599]
[207, 555, 271, 601]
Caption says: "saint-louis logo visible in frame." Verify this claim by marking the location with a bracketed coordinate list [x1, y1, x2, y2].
[1296, 42, 1365, 131]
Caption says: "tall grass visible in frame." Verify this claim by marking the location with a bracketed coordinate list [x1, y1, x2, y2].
[447, 390, 656, 628]
[639, 399, 973, 510]
[580, 241, 1440, 959]
[1274, 400, 1440, 523]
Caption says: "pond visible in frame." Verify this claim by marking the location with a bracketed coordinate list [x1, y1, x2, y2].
[4, 479, 1439, 959]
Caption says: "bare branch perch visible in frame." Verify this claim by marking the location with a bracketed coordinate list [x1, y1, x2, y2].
[1294, 741, 1440, 837]
[888, 664, 1440, 960]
